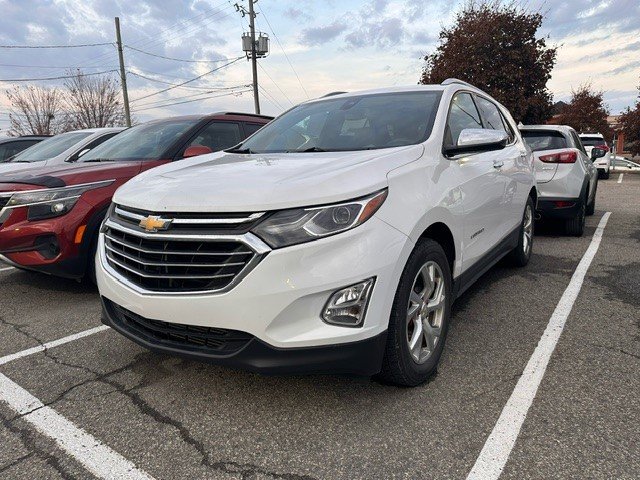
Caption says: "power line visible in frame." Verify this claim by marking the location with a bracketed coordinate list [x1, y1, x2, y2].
[134, 89, 251, 112]
[258, 8, 309, 99]
[0, 63, 119, 70]
[258, 85, 284, 111]
[0, 42, 113, 49]
[0, 69, 119, 82]
[129, 57, 244, 103]
[125, 45, 237, 64]
[133, 85, 252, 108]
[128, 71, 224, 90]
[257, 63, 294, 107]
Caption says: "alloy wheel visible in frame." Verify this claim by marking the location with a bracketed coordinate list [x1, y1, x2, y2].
[523, 204, 533, 256]
[406, 261, 446, 364]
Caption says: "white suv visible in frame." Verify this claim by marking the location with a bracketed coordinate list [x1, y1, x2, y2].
[520, 125, 600, 236]
[97, 81, 537, 386]
[579, 133, 611, 178]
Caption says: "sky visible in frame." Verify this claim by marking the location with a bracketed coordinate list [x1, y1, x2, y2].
[0, 0, 639, 133]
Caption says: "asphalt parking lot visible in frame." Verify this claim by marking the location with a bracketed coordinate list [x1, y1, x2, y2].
[1, 174, 638, 480]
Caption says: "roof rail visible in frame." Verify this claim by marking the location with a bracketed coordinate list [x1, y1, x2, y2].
[221, 112, 275, 120]
[322, 91, 348, 98]
[441, 78, 475, 88]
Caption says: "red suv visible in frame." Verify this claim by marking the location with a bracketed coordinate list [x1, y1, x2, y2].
[0, 112, 272, 281]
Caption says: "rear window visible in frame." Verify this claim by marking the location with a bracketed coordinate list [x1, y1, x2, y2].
[521, 130, 568, 152]
[580, 136, 605, 147]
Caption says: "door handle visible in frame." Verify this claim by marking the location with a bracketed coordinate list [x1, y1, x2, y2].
[493, 159, 504, 169]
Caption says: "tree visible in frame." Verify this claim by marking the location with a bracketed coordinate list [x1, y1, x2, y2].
[619, 83, 640, 156]
[419, 1, 557, 124]
[5, 85, 68, 136]
[63, 70, 127, 129]
[559, 84, 613, 141]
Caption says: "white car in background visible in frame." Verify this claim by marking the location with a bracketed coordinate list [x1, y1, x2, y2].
[98, 81, 537, 386]
[521, 125, 600, 237]
[611, 156, 640, 172]
[579, 133, 611, 179]
[0, 127, 124, 175]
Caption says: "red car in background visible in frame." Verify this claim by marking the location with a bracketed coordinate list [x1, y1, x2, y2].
[0, 112, 272, 281]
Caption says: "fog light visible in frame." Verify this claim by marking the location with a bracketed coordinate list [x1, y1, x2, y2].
[322, 277, 375, 327]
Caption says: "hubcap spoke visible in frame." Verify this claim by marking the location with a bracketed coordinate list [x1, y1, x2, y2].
[408, 319, 423, 358]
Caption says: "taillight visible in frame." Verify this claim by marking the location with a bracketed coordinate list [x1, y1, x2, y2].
[595, 144, 609, 152]
[539, 151, 577, 163]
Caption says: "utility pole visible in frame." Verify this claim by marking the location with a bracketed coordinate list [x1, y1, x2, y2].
[247, 0, 260, 114]
[114, 17, 132, 127]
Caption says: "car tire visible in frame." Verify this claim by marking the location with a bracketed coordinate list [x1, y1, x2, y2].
[565, 195, 586, 237]
[507, 196, 534, 267]
[83, 232, 99, 286]
[586, 182, 597, 216]
[377, 239, 452, 387]
[603, 168, 610, 180]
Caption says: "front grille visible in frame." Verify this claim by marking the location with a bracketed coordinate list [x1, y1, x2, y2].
[114, 204, 265, 234]
[107, 300, 253, 355]
[103, 206, 268, 293]
[0, 195, 12, 227]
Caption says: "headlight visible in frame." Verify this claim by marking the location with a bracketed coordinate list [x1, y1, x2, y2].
[2, 180, 115, 221]
[251, 189, 387, 248]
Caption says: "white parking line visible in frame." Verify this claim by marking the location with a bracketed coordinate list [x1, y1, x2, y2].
[618, 173, 624, 184]
[0, 372, 155, 479]
[467, 212, 611, 480]
[0, 266, 15, 273]
[0, 325, 109, 366]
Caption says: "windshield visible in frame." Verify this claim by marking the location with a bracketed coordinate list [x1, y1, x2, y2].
[580, 136, 605, 147]
[80, 119, 198, 161]
[232, 91, 442, 154]
[521, 130, 568, 152]
[10, 132, 91, 162]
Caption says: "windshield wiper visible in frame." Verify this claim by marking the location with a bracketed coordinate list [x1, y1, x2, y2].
[82, 158, 113, 163]
[226, 147, 253, 154]
[288, 147, 328, 153]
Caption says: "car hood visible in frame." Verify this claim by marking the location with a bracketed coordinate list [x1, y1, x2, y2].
[0, 161, 147, 190]
[115, 146, 424, 212]
[0, 160, 50, 175]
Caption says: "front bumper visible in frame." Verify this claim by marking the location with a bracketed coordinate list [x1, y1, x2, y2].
[97, 216, 413, 373]
[101, 297, 387, 375]
[0, 197, 98, 278]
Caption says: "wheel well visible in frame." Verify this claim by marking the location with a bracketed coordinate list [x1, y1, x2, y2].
[529, 187, 538, 207]
[419, 223, 455, 273]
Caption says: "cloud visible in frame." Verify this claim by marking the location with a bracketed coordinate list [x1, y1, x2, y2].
[284, 7, 309, 20]
[299, 20, 349, 46]
[345, 17, 405, 48]
[603, 59, 640, 76]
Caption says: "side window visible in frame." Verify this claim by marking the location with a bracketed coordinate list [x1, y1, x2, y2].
[499, 113, 516, 143]
[244, 123, 264, 137]
[475, 96, 507, 133]
[70, 133, 119, 161]
[445, 92, 483, 148]
[185, 122, 242, 153]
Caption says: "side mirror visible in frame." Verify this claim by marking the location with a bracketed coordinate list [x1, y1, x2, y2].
[183, 145, 213, 158]
[445, 129, 508, 157]
[591, 147, 606, 160]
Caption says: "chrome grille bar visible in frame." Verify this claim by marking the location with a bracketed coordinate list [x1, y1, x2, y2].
[115, 205, 265, 225]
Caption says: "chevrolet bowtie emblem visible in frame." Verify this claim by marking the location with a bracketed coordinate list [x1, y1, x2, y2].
[139, 215, 172, 232]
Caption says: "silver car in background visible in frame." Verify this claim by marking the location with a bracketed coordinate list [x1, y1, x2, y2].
[0, 127, 124, 175]
[520, 125, 602, 237]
